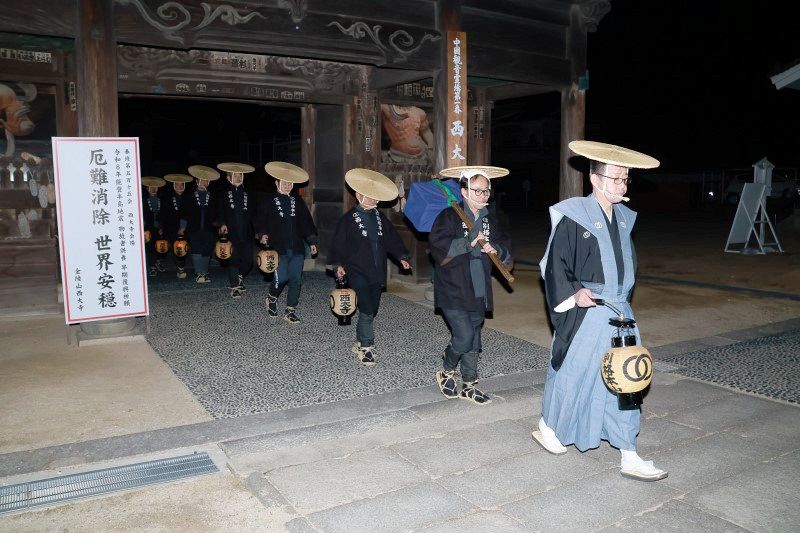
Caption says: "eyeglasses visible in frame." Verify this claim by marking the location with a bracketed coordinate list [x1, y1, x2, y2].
[469, 188, 491, 197]
[597, 173, 631, 186]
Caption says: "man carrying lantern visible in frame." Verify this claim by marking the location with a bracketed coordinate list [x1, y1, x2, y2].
[142, 176, 166, 277]
[256, 161, 318, 324]
[184, 165, 221, 284]
[328, 168, 411, 366]
[215, 162, 256, 299]
[161, 173, 193, 279]
[534, 140, 667, 482]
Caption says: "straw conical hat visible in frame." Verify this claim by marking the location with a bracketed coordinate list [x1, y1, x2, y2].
[265, 161, 309, 184]
[569, 140, 660, 169]
[188, 165, 221, 181]
[345, 168, 398, 202]
[164, 173, 193, 183]
[439, 165, 509, 179]
[217, 162, 255, 174]
[142, 176, 166, 187]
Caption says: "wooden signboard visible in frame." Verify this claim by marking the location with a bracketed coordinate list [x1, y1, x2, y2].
[446, 31, 467, 165]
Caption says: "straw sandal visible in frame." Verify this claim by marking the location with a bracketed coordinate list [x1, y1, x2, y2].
[459, 381, 491, 405]
[435, 370, 458, 399]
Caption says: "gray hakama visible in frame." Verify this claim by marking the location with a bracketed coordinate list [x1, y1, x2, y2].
[539, 195, 641, 451]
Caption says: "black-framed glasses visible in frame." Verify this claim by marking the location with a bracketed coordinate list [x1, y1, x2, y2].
[469, 187, 491, 197]
[597, 173, 631, 186]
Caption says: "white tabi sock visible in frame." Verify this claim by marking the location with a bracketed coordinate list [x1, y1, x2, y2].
[538, 417, 566, 449]
[620, 449, 642, 469]
[620, 449, 665, 476]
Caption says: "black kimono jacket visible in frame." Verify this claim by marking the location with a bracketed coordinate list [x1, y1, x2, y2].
[544, 209, 635, 370]
[181, 187, 218, 255]
[328, 206, 409, 287]
[160, 191, 187, 239]
[256, 192, 318, 255]
[181, 188, 217, 233]
[214, 183, 253, 245]
[142, 192, 161, 234]
[429, 205, 512, 313]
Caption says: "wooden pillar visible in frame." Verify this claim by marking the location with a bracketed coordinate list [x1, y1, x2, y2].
[433, 0, 462, 173]
[559, 3, 588, 200]
[399, 0, 462, 285]
[362, 90, 380, 171]
[560, 83, 586, 199]
[300, 104, 316, 213]
[468, 87, 490, 165]
[76, 0, 118, 136]
[75, 1, 130, 338]
[342, 101, 357, 213]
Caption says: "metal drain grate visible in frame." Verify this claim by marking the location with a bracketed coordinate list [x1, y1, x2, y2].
[0, 452, 218, 515]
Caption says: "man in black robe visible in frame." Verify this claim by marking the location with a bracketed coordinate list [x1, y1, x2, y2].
[215, 162, 256, 299]
[328, 168, 411, 366]
[429, 167, 512, 404]
[141, 176, 166, 277]
[184, 165, 221, 284]
[257, 162, 318, 324]
[161, 173, 192, 279]
[534, 140, 667, 482]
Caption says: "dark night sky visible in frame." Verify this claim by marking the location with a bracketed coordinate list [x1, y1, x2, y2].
[586, 0, 800, 172]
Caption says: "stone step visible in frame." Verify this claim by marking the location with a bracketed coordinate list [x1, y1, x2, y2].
[0, 274, 60, 314]
[221, 384, 543, 475]
[0, 240, 57, 279]
[0, 370, 544, 479]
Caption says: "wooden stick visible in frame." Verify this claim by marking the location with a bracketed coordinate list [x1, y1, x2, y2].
[435, 181, 514, 283]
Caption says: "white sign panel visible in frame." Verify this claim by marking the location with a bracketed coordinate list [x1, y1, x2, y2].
[52, 137, 149, 324]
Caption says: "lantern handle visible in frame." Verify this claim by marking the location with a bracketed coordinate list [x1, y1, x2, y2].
[594, 299, 625, 320]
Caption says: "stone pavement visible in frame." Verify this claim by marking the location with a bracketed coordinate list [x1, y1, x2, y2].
[2, 353, 799, 532]
[2, 264, 800, 531]
[234, 370, 800, 533]
[145, 270, 549, 418]
[662, 329, 800, 404]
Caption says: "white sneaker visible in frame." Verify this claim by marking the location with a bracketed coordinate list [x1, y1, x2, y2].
[532, 417, 567, 455]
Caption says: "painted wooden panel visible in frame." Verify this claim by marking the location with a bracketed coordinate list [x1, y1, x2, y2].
[116, 46, 366, 105]
[113, 0, 441, 70]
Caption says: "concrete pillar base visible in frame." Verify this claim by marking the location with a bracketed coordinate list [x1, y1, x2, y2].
[77, 318, 142, 346]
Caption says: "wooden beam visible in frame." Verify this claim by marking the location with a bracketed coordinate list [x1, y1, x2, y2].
[76, 0, 118, 136]
[468, 46, 570, 87]
[461, 0, 570, 26]
[461, 7, 566, 59]
[369, 68, 431, 90]
[485, 82, 556, 102]
[0, 0, 75, 38]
